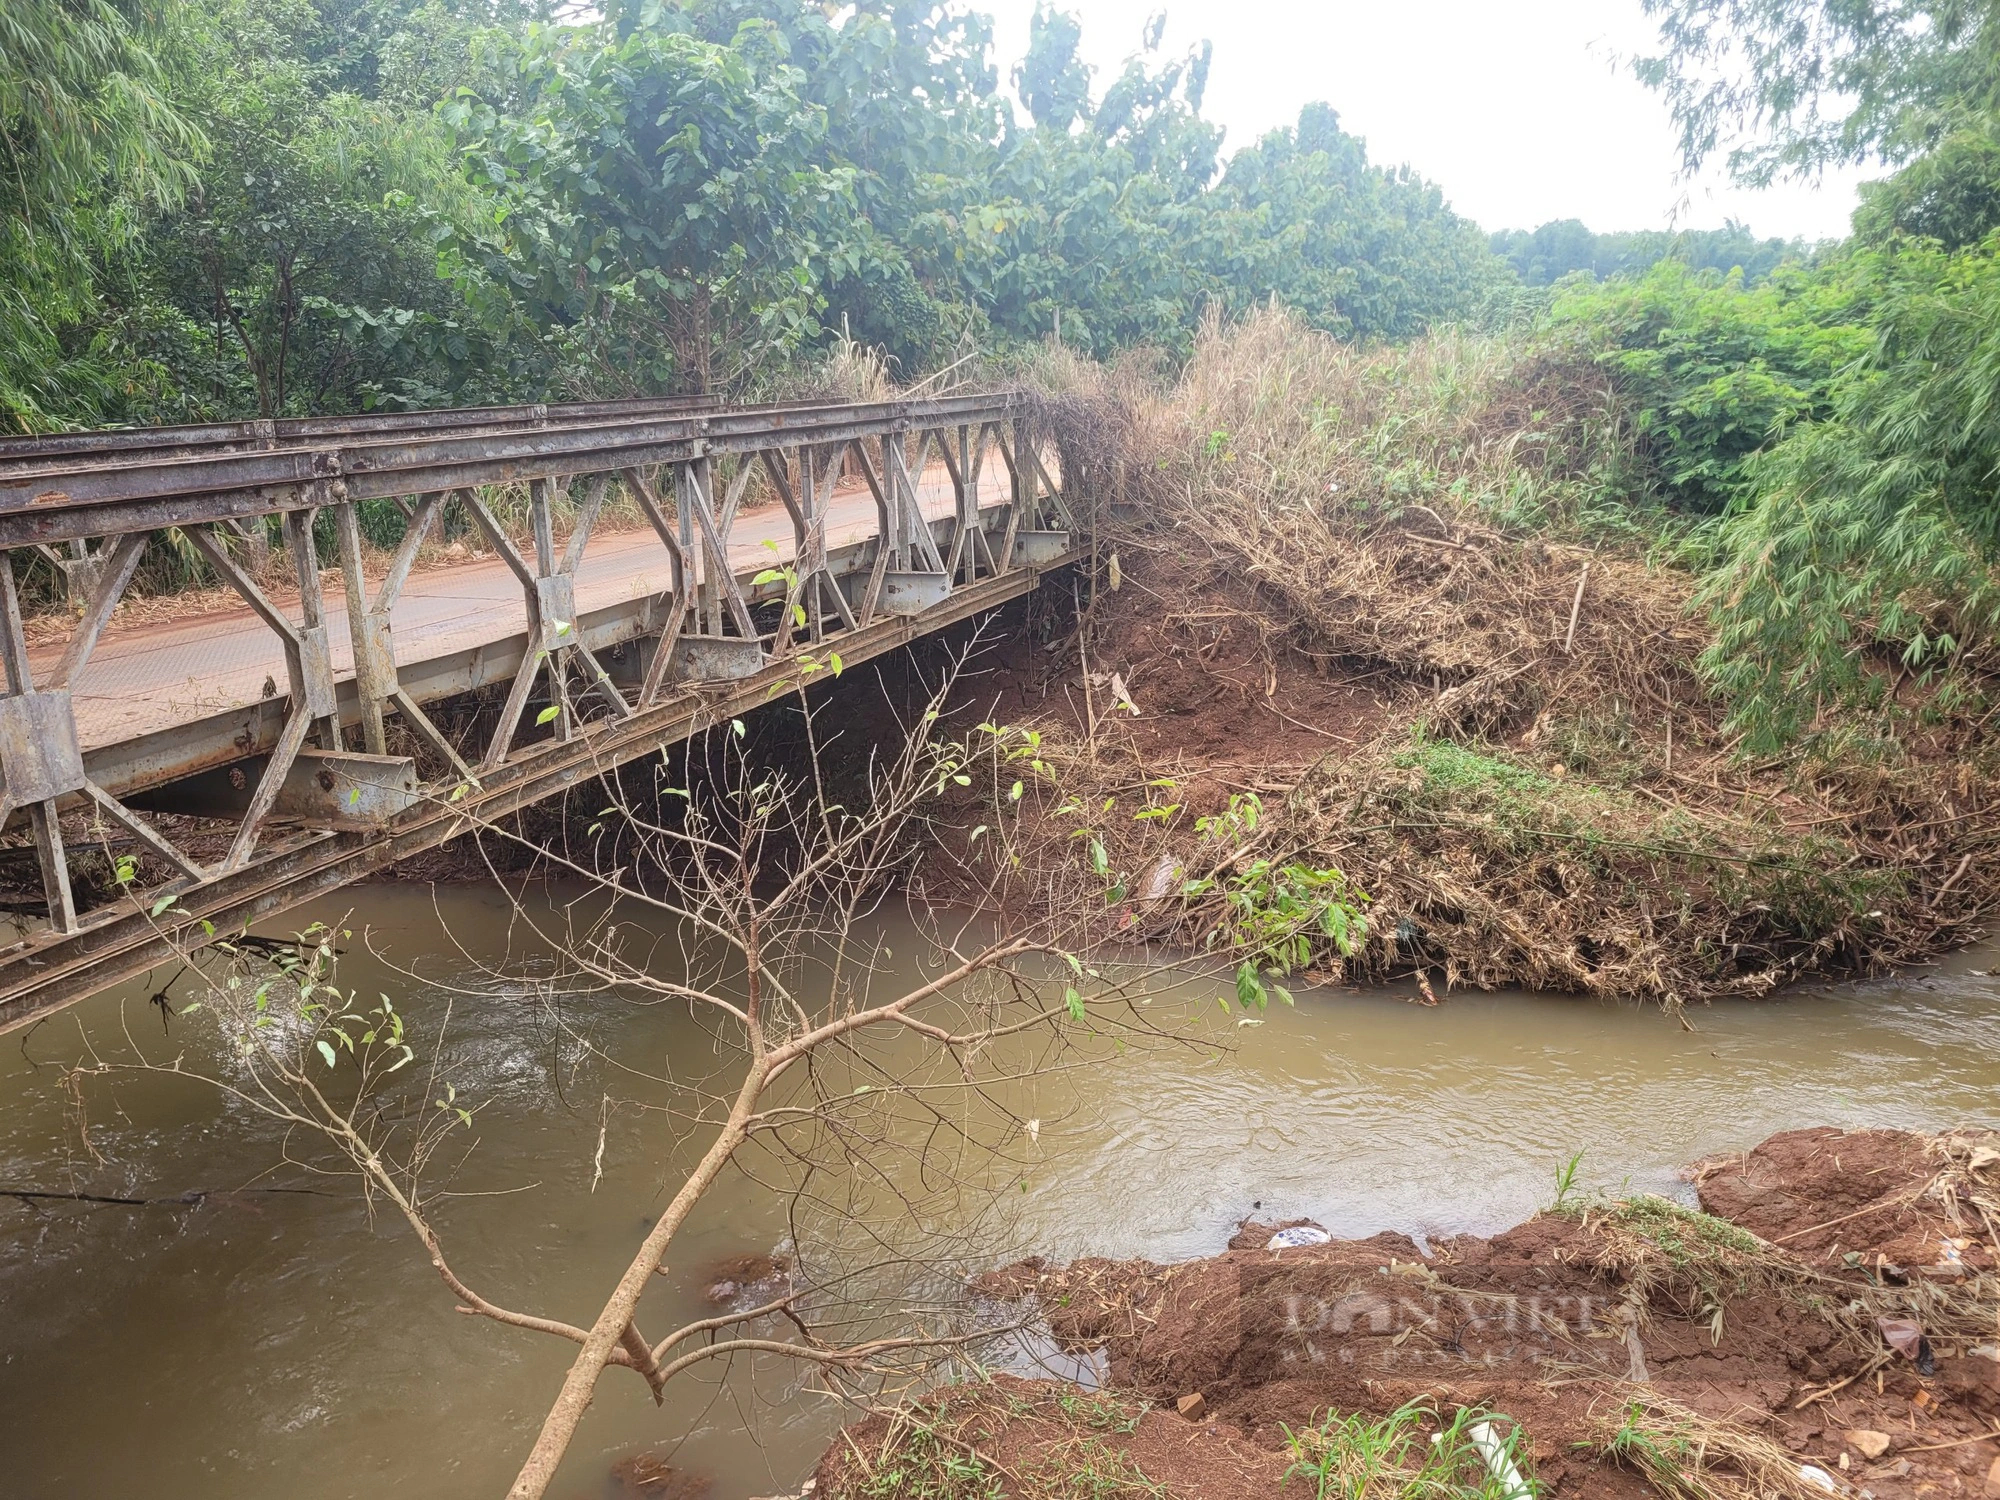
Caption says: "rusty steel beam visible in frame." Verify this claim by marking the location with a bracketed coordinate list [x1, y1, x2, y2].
[0, 394, 1023, 547]
[0, 558, 1066, 1034]
[0, 394, 721, 468]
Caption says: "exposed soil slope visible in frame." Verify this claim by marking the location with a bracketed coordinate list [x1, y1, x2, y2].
[818, 1127, 2000, 1500]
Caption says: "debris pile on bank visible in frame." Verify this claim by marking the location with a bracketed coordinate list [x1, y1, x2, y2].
[972, 308, 2000, 1006]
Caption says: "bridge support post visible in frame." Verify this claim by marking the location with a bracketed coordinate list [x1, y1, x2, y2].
[941, 424, 991, 585]
[335, 503, 389, 756]
[762, 446, 854, 652]
[185, 511, 348, 869]
[878, 428, 951, 616]
[0, 539, 206, 926]
[0, 559, 78, 931]
[333, 495, 473, 783]
[470, 476, 631, 771]
[624, 457, 762, 689]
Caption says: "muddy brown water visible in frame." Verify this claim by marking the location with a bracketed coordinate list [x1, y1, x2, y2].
[1, 883, 1997, 1499]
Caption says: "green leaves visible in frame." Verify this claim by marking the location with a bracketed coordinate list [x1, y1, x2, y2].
[1686, 240, 2000, 746]
[1233, 963, 1265, 1010]
[1548, 258, 1863, 516]
[1194, 795, 1369, 1005]
[435, 1082, 471, 1128]
[445, 13, 841, 390]
[1635, 0, 1990, 190]
[0, 0, 202, 429]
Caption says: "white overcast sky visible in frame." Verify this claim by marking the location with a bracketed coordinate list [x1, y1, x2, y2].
[979, 0, 1870, 241]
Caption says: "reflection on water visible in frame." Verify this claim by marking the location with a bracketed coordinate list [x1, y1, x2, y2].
[1, 883, 1997, 1499]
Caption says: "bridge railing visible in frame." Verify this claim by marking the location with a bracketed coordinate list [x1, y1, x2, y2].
[0, 392, 1073, 982]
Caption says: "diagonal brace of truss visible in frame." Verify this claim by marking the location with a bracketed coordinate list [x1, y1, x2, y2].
[764, 445, 856, 652]
[331, 494, 477, 784]
[465, 477, 632, 771]
[188, 512, 344, 871]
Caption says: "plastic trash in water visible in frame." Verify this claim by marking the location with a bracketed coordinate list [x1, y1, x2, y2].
[1267, 1225, 1332, 1249]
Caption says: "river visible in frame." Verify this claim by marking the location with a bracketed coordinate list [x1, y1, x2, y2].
[1, 882, 1996, 1498]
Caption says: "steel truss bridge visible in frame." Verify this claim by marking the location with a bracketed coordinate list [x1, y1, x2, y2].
[0, 392, 1076, 1031]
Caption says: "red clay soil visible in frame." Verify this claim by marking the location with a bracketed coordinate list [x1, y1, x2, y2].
[817, 1127, 2000, 1500]
[961, 539, 2000, 1002]
[1694, 1127, 1999, 1277]
[980, 566, 1401, 795]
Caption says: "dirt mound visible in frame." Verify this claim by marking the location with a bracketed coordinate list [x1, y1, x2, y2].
[819, 1128, 2000, 1500]
[974, 536, 1983, 1005]
[819, 1376, 1286, 1500]
[1695, 1126, 2000, 1275]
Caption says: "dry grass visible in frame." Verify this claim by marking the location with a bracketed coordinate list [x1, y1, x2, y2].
[826, 1379, 1170, 1500]
[1574, 1142, 2000, 1370]
[1592, 1392, 1839, 1500]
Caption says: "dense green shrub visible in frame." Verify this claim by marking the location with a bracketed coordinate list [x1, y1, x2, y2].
[1700, 236, 2000, 745]
[1541, 259, 1871, 514]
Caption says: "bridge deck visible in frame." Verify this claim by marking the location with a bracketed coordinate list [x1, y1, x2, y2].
[41, 463, 988, 775]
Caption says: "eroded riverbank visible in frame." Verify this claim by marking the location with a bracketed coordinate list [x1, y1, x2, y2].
[830, 1126, 1996, 1499]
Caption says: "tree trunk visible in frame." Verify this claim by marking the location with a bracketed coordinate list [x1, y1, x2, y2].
[504, 1034, 763, 1499]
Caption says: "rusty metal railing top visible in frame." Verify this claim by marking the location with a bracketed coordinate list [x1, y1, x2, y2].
[0, 392, 1028, 549]
[0, 393, 721, 466]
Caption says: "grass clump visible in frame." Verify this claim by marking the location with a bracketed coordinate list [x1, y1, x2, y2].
[834, 1380, 1166, 1500]
[1282, 1400, 1538, 1499]
[1578, 1194, 1795, 1328]
[1289, 729, 1895, 999]
[851, 1408, 1004, 1500]
[1002, 1386, 1163, 1500]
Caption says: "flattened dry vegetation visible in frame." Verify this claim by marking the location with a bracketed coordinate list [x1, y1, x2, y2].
[814, 1128, 2000, 1500]
[982, 309, 2000, 1005]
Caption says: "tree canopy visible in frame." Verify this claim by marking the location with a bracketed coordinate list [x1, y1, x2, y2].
[1, 0, 1509, 428]
[1492, 218, 1811, 286]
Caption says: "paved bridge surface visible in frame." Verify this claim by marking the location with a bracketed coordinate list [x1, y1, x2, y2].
[0, 392, 1076, 1028]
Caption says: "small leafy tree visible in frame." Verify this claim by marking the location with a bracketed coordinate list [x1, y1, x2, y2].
[75, 661, 1203, 1499]
[445, 12, 843, 392]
